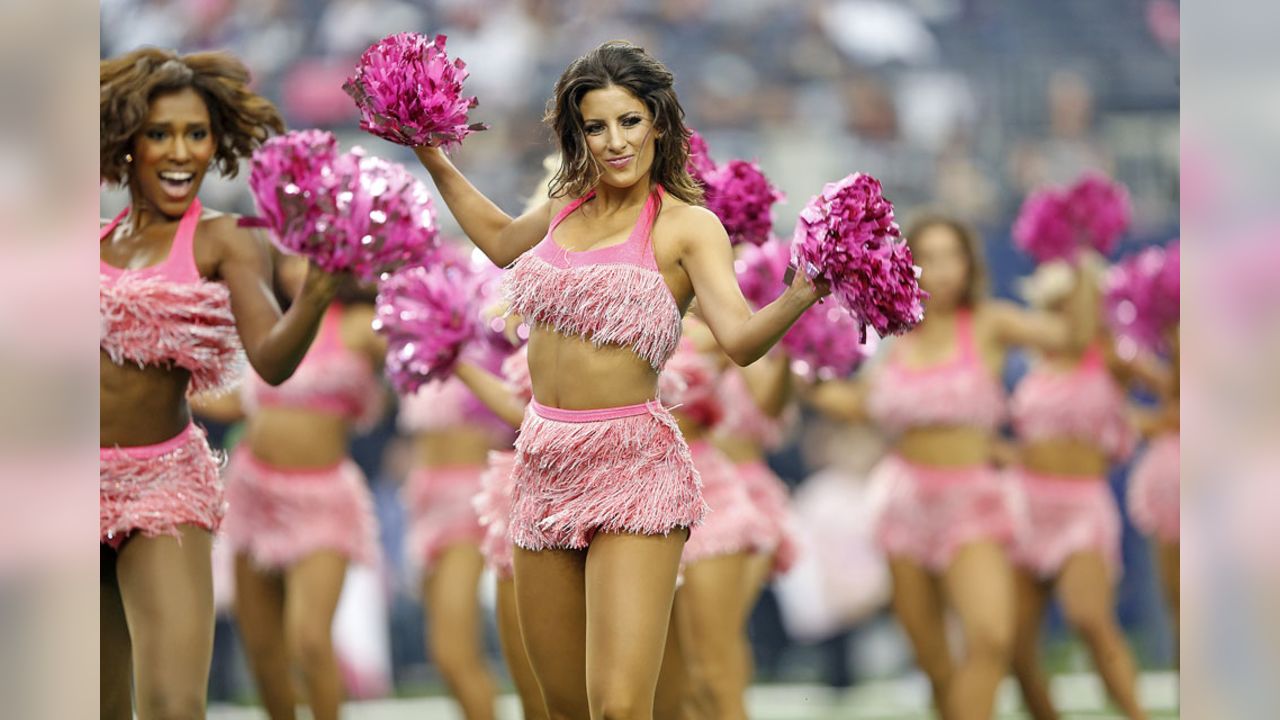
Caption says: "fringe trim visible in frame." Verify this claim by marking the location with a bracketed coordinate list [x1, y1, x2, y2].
[510, 401, 707, 551]
[243, 352, 386, 433]
[100, 424, 225, 544]
[473, 450, 517, 579]
[502, 256, 682, 370]
[100, 273, 245, 396]
[683, 442, 765, 564]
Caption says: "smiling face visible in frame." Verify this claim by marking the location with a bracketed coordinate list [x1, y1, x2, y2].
[577, 84, 659, 190]
[912, 223, 973, 311]
[130, 87, 216, 219]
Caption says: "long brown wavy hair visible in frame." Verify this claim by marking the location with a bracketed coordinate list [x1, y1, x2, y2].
[543, 40, 703, 205]
[903, 212, 990, 308]
[100, 47, 284, 186]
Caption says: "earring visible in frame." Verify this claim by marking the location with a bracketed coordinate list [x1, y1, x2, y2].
[124, 153, 133, 164]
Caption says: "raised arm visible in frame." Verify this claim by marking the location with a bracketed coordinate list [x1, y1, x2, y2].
[453, 362, 527, 429]
[189, 387, 246, 424]
[414, 146, 556, 267]
[988, 257, 1099, 355]
[677, 207, 828, 366]
[802, 377, 869, 424]
[212, 219, 337, 385]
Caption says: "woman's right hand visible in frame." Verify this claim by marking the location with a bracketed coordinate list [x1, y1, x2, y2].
[297, 261, 341, 307]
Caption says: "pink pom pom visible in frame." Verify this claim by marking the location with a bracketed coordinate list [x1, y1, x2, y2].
[343, 32, 489, 150]
[374, 257, 476, 393]
[686, 130, 716, 187]
[782, 303, 869, 381]
[1014, 172, 1131, 263]
[250, 132, 442, 283]
[791, 173, 926, 339]
[735, 235, 792, 310]
[1104, 239, 1179, 355]
[704, 160, 785, 246]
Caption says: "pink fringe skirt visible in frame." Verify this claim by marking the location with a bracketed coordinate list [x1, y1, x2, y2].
[682, 442, 764, 564]
[1126, 435, 1180, 543]
[473, 450, 517, 580]
[100, 422, 225, 550]
[1012, 469, 1122, 580]
[404, 464, 486, 571]
[510, 400, 707, 551]
[736, 459, 799, 575]
[221, 447, 380, 569]
[870, 455, 1025, 572]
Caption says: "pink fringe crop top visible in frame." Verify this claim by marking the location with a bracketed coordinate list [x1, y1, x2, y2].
[241, 304, 385, 432]
[397, 375, 512, 439]
[712, 365, 796, 450]
[1009, 346, 1136, 460]
[501, 184, 682, 371]
[99, 198, 244, 395]
[865, 311, 1006, 434]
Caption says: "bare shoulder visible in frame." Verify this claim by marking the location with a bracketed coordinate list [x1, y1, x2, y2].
[656, 199, 727, 252]
[196, 211, 271, 258]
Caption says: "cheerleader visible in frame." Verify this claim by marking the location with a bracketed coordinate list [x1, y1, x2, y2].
[100, 49, 338, 719]
[409, 40, 828, 719]
[806, 214, 1096, 720]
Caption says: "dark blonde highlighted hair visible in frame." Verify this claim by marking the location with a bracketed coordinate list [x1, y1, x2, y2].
[543, 40, 703, 205]
[903, 212, 990, 307]
[100, 47, 284, 186]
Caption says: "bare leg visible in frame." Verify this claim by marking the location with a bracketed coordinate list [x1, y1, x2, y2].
[584, 530, 687, 720]
[653, 594, 691, 720]
[283, 551, 347, 720]
[941, 541, 1016, 720]
[1056, 552, 1148, 720]
[513, 545, 589, 720]
[888, 556, 955, 719]
[116, 525, 215, 720]
[233, 553, 295, 719]
[1156, 540, 1180, 657]
[496, 577, 549, 720]
[423, 543, 496, 720]
[677, 552, 751, 720]
[1011, 569, 1056, 720]
[100, 546, 134, 720]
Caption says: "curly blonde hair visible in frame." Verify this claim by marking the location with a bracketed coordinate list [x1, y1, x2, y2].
[100, 47, 284, 186]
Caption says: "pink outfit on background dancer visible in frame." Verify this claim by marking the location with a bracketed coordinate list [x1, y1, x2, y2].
[1127, 434, 1179, 543]
[503, 184, 707, 550]
[1008, 346, 1136, 579]
[220, 304, 383, 569]
[472, 346, 532, 580]
[714, 366, 799, 574]
[401, 376, 513, 570]
[865, 310, 1020, 571]
[100, 199, 239, 550]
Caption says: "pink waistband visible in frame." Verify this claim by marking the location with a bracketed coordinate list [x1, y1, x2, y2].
[530, 398, 656, 423]
[100, 422, 196, 460]
[235, 446, 348, 477]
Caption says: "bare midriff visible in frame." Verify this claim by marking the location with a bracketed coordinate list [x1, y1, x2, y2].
[714, 435, 765, 464]
[893, 425, 995, 468]
[244, 408, 350, 469]
[412, 426, 500, 469]
[1019, 438, 1109, 478]
[100, 351, 191, 447]
[525, 326, 662, 410]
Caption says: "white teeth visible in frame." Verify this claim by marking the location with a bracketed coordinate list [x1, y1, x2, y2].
[159, 171, 194, 181]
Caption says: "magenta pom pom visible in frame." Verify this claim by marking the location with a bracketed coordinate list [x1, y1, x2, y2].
[704, 160, 785, 246]
[250, 132, 442, 282]
[686, 130, 716, 187]
[374, 259, 476, 393]
[1014, 172, 1131, 263]
[734, 235, 792, 310]
[782, 304, 869, 381]
[791, 173, 926, 340]
[344, 33, 488, 150]
[1104, 239, 1179, 355]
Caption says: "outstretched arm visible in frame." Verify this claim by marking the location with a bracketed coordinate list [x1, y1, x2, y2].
[678, 207, 828, 366]
[802, 377, 869, 424]
[738, 352, 793, 418]
[989, 257, 1099, 355]
[414, 146, 555, 267]
[453, 362, 527, 429]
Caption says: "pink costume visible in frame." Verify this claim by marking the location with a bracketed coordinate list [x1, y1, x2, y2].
[662, 337, 762, 564]
[865, 310, 1020, 571]
[1126, 434, 1179, 543]
[220, 304, 383, 569]
[502, 184, 706, 551]
[472, 346, 532, 580]
[400, 376, 511, 571]
[1009, 346, 1136, 579]
[100, 199, 241, 550]
[713, 365, 800, 574]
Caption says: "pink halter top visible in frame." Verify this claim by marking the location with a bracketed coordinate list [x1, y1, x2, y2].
[397, 375, 513, 440]
[241, 304, 384, 431]
[712, 365, 795, 450]
[99, 198, 243, 395]
[866, 310, 1005, 434]
[501, 184, 682, 370]
[1010, 346, 1136, 460]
